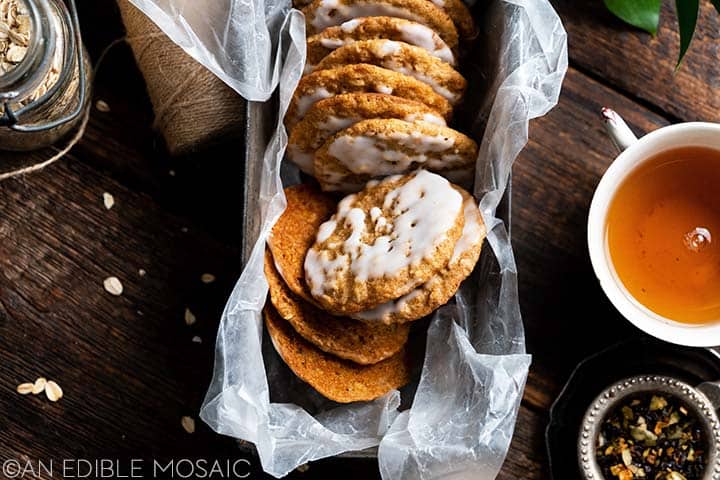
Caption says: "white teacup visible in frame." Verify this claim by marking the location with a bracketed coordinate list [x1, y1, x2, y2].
[587, 108, 720, 347]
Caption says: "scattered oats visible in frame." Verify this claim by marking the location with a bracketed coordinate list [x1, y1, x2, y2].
[103, 276, 123, 296]
[184, 308, 196, 326]
[102, 192, 115, 210]
[138, 268, 146, 276]
[168, 169, 176, 177]
[192, 336, 202, 344]
[296, 464, 310, 473]
[181, 416, 195, 433]
[136, 310, 144, 316]
[201, 273, 216, 284]
[32, 377, 46, 394]
[16, 383, 33, 395]
[95, 99, 110, 112]
[45, 381, 63, 402]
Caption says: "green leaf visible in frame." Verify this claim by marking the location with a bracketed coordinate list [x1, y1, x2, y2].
[604, 0, 662, 35]
[675, 0, 699, 67]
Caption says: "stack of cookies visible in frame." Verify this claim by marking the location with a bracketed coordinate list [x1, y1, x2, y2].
[264, 170, 486, 402]
[265, 0, 484, 403]
[285, 0, 478, 192]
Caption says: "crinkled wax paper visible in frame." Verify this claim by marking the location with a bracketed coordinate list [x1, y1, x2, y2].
[128, 0, 567, 477]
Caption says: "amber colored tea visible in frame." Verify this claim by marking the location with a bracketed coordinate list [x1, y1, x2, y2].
[606, 146, 720, 324]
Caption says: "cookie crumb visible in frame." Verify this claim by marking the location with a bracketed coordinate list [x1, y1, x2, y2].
[192, 336, 202, 344]
[201, 273, 216, 284]
[138, 269, 146, 277]
[103, 276, 123, 296]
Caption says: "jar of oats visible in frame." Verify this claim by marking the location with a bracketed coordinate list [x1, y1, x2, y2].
[0, 0, 90, 151]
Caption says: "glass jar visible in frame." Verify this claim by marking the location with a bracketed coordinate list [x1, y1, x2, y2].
[0, 0, 90, 151]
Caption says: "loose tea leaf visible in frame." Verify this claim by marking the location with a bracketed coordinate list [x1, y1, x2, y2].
[596, 393, 706, 479]
[604, 0, 662, 35]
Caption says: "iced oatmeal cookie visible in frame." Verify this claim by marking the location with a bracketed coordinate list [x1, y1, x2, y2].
[315, 40, 467, 104]
[305, 17, 456, 71]
[353, 189, 485, 323]
[302, 0, 458, 48]
[304, 169, 465, 314]
[287, 93, 446, 174]
[285, 64, 452, 129]
[314, 118, 477, 192]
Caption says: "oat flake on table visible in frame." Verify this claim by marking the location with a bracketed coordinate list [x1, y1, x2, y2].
[181, 416, 195, 433]
[45, 380, 63, 402]
[103, 276, 123, 296]
[103, 192, 115, 210]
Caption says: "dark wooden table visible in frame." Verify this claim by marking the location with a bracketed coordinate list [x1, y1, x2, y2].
[0, 1, 717, 478]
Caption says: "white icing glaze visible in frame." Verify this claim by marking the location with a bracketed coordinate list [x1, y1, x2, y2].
[398, 23, 454, 65]
[296, 87, 332, 118]
[429, 0, 445, 7]
[387, 62, 458, 102]
[310, 1, 426, 32]
[327, 130, 459, 177]
[375, 84, 393, 94]
[375, 40, 402, 57]
[318, 115, 358, 132]
[340, 18, 363, 32]
[319, 37, 347, 49]
[304, 170, 463, 294]
[354, 195, 481, 322]
[450, 197, 484, 264]
[404, 112, 446, 126]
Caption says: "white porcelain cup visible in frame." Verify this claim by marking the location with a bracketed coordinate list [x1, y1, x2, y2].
[587, 108, 720, 347]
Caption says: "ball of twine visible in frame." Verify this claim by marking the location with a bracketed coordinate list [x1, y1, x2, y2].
[116, 0, 245, 156]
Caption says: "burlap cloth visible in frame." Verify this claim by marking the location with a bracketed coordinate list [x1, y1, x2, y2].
[116, 0, 245, 156]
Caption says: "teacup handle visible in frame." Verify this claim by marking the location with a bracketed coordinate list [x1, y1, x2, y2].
[601, 108, 639, 153]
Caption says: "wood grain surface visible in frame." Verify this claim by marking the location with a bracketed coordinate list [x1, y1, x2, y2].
[0, 0, 715, 479]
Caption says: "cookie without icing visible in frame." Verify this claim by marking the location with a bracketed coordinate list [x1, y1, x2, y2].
[304, 169, 465, 314]
[264, 250, 410, 364]
[287, 93, 446, 174]
[305, 17, 456, 71]
[285, 64, 452, 130]
[315, 40, 467, 104]
[267, 184, 338, 303]
[314, 118, 478, 193]
[353, 188, 485, 323]
[302, 0, 459, 50]
[264, 305, 412, 403]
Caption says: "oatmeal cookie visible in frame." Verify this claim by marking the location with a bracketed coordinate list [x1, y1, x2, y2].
[267, 184, 337, 302]
[304, 169, 465, 314]
[353, 188, 485, 323]
[287, 93, 445, 174]
[305, 17, 456, 71]
[264, 305, 412, 403]
[302, 0, 458, 50]
[265, 250, 410, 364]
[314, 118, 477, 192]
[315, 40, 466, 104]
[285, 64, 452, 129]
